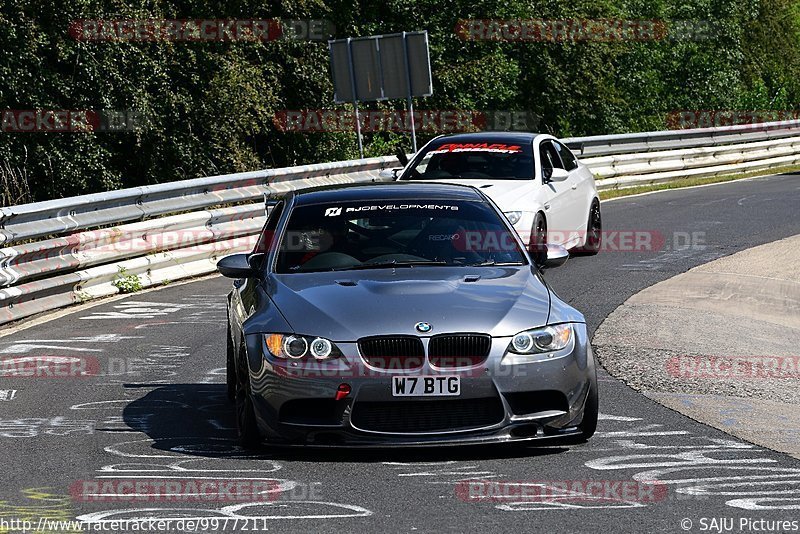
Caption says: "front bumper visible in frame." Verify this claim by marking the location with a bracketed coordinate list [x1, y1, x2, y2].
[245, 323, 595, 447]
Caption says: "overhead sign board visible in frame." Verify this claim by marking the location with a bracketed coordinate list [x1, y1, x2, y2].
[329, 31, 433, 104]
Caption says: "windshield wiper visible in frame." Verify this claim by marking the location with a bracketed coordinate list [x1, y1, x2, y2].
[332, 260, 449, 271]
[462, 260, 525, 267]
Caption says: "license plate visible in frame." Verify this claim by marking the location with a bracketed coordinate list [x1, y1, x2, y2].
[392, 376, 460, 397]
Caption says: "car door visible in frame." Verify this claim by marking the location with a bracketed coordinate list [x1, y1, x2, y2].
[553, 140, 593, 236]
[537, 139, 573, 245]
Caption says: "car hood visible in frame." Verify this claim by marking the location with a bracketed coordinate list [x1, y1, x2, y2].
[416, 179, 534, 210]
[268, 266, 551, 341]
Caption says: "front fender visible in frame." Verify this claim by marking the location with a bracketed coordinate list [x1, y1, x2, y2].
[242, 283, 293, 336]
[547, 290, 586, 325]
[241, 284, 294, 376]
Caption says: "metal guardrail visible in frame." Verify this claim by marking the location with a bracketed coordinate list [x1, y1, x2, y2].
[0, 157, 394, 325]
[564, 118, 800, 157]
[0, 156, 398, 245]
[583, 134, 800, 190]
[2, 120, 799, 326]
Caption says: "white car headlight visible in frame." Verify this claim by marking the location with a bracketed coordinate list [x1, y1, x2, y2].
[509, 324, 573, 354]
[504, 211, 523, 225]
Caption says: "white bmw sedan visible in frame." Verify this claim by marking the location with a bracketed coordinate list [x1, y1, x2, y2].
[396, 132, 602, 255]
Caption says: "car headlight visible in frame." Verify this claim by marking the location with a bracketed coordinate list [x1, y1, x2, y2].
[504, 211, 523, 225]
[264, 334, 342, 361]
[508, 324, 573, 354]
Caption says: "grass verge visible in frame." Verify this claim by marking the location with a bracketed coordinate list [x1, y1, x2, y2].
[598, 165, 800, 200]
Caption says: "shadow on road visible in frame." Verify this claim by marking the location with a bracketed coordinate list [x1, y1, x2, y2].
[123, 383, 572, 463]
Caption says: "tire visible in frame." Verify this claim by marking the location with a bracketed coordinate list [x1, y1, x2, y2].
[574, 200, 602, 255]
[529, 213, 547, 264]
[234, 343, 261, 449]
[226, 324, 236, 402]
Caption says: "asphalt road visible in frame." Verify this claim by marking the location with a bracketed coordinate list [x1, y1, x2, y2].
[1, 174, 799, 534]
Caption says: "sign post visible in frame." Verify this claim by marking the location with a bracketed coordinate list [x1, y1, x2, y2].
[402, 32, 418, 152]
[344, 38, 364, 157]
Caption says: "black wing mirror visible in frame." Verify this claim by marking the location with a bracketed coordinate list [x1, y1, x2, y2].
[217, 253, 259, 278]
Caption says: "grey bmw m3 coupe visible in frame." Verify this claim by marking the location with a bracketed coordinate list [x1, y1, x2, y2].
[218, 182, 598, 448]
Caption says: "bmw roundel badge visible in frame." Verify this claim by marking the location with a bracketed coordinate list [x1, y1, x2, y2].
[415, 322, 432, 333]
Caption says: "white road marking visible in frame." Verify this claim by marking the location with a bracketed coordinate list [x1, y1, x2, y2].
[595, 424, 690, 437]
[76, 501, 373, 523]
[598, 414, 643, 422]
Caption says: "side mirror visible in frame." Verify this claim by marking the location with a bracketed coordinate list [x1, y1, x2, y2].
[548, 168, 570, 182]
[378, 167, 402, 180]
[532, 244, 570, 269]
[217, 253, 258, 278]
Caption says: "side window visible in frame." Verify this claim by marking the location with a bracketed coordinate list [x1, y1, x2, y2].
[554, 141, 578, 171]
[538, 140, 564, 180]
[253, 201, 284, 254]
[415, 152, 433, 174]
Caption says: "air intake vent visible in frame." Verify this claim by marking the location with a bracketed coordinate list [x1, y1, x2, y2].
[351, 398, 504, 433]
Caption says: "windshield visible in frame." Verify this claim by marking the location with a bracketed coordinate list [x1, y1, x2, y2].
[274, 200, 527, 273]
[399, 141, 534, 181]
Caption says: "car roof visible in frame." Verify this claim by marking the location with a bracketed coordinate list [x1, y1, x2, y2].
[431, 131, 539, 144]
[287, 181, 486, 206]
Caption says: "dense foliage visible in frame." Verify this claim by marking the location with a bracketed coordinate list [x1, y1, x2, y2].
[1, 0, 798, 202]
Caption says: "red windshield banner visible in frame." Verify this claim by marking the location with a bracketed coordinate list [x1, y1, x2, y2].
[430, 142, 523, 154]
